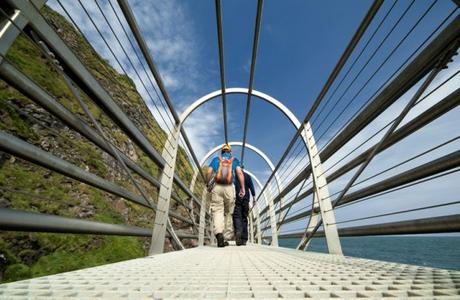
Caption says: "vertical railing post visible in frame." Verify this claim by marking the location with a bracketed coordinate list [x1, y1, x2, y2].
[209, 212, 217, 246]
[198, 190, 207, 246]
[149, 126, 181, 254]
[249, 211, 255, 244]
[254, 202, 262, 245]
[266, 185, 278, 246]
[300, 122, 342, 254]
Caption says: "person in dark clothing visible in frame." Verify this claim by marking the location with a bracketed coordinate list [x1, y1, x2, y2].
[233, 170, 255, 246]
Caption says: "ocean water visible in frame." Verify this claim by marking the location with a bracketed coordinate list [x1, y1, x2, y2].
[279, 236, 460, 270]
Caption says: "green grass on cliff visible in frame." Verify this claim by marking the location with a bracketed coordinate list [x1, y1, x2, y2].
[0, 5, 197, 283]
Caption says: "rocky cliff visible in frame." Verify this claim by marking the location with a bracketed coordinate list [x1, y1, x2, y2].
[0, 6, 201, 283]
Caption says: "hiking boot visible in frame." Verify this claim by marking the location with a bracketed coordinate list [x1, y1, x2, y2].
[235, 232, 243, 246]
[216, 233, 225, 247]
[242, 240, 247, 246]
[224, 241, 229, 246]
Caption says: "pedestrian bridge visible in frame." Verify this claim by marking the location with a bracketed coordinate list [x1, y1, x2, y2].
[2, 245, 460, 299]
[0, 0, 460, 298]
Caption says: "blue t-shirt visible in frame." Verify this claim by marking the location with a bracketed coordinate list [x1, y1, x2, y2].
[209, 153, 240, 184]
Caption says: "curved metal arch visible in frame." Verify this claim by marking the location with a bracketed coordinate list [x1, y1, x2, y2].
[179, 88, 302, 132]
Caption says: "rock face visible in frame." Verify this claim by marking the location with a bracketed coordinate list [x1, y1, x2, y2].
[0, 5, 202, 283]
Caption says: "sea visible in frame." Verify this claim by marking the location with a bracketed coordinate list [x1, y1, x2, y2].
[279, 236, 460, 270]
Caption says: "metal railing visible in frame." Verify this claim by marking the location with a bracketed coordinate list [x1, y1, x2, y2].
[0, 0, 459, 270]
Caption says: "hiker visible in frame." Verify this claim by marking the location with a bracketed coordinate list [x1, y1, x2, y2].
[233, 168, 255, 246]
[206, 144, 245, 247]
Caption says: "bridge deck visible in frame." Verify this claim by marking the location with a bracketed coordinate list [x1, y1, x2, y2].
[1, 245, 459, 299]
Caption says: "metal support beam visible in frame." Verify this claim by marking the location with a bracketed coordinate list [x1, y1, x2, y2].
[0, 208, 200, 239]
[0, 130, 192, 225]
[0, 0, 45, 59]
[214, 0, 228, 143]
[275, 150, 460, 228]
[299, 123, 342, 254]
[241, 0, 264, 165]
[249, 210, 255, 243]
[278, 214, 460, 239]
[150, 127, 182, 254]
[243, 170, 274, 246]
[0, 130, 149, 207]
[198, 190, 208, 246]
[254, 201, 262, 245]
[0, 208, 151, 236]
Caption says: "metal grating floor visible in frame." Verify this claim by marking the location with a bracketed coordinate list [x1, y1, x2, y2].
[1, 244, 459, 299]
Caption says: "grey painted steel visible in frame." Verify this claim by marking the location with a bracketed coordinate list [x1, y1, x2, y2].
[0, 60, 163, 190]
[296, 192, 320, 250]
[198, 190, 208, 246]
[244, 170, 271, 245]
[300, 122, 342, 254]
[0, 59, 192, 211]
[261, 85, 460, 218]
[214, 0, 228, 143]
[0, 208, 151, 237]
[319, 16, 460, 166]
[181, 87, 307, 239]
[7, 0, 163, 165]
[0, 130, 193, 225]
[0, 0, 45, 59]
[0, 208, 200, 239]
[249, 210, 255, 243]
[301, 43, 458, 247]
[116, 0, 207, 190]
[326, 87, 460, 185]
[254, 0, 383, 217]
[178, 84, 313, 245]
[0, 130, 149, 207]
[279, 214, 460, 239]
[241, 0, 264, 165]
[179, 88, 305, 137]
[6, 0, 201, 210]
[278, 150, 460, 227]
[150, 127, 184, 254]
[263, 15, 460, 216]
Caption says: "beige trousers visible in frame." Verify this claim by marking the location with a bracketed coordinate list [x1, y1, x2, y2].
[210, 184, 235, 240]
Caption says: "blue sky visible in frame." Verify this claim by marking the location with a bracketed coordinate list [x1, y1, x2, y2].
[49, 0, 460, 236]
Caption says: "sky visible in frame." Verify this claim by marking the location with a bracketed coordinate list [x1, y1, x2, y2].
[48, 0, 460, 237]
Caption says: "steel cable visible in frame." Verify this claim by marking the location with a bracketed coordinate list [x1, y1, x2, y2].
[76, 0, 176, 140]
[55, 0, 175, 149]
[328, 200, 460, 226]
[311, 0, 399, 126]
[314, 0, 434, 145]
[317, 69, 460, 180]
[314, 7, 458, 156]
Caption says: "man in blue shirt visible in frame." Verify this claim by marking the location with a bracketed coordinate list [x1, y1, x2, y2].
[233, 168, 255, 246]
[207, 144, 245, 247]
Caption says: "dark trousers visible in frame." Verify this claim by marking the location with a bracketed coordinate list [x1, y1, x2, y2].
[232, 198, 249, 241]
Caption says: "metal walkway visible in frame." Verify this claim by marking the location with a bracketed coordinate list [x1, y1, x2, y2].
[1, 245, 459, 299]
